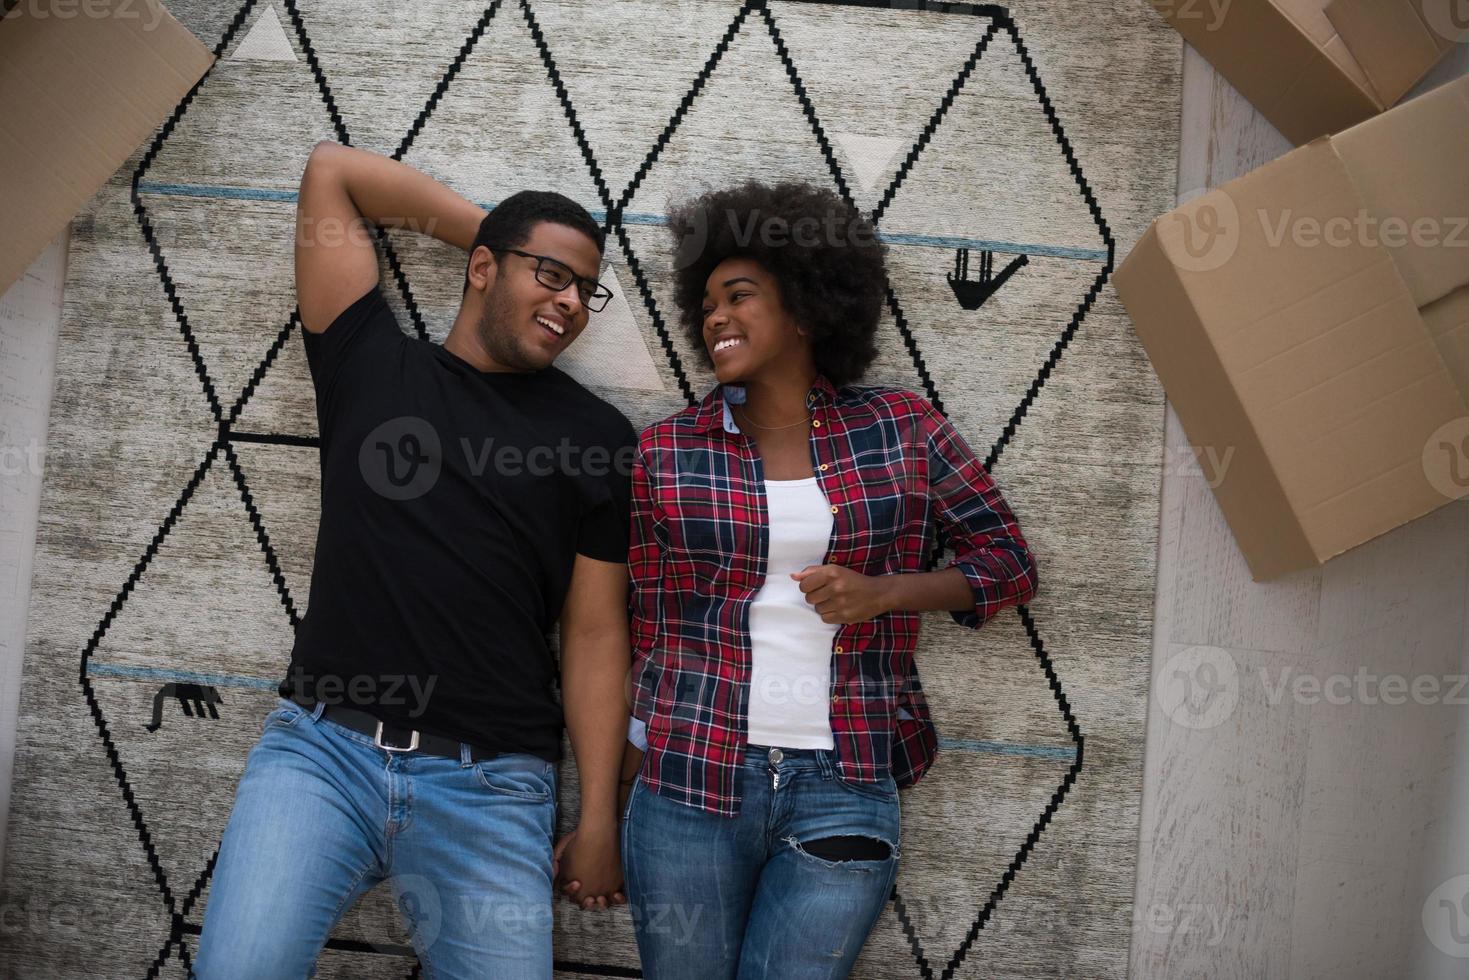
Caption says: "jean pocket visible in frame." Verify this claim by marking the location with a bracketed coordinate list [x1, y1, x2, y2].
[474, 757, 555, 802]
[834, 772, 899, 803]
[261, 698, 305, 734]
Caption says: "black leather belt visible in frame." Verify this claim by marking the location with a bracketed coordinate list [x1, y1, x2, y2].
[295, 698, 503, 762]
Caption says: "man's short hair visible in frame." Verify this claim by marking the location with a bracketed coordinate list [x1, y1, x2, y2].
[463, 190, 605, 293]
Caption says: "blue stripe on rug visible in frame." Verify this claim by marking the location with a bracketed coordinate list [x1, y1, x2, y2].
[135, 181, 1110, 261]
[89, 661, 1076, 759]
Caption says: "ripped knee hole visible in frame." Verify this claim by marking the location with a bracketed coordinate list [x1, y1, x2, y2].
[797, 834, 892, 862]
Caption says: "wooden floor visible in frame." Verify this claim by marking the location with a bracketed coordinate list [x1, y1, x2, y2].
[1131, 43, 1469, 980]
[0, 232, 65, 884]
[1, 33, 1467, 979]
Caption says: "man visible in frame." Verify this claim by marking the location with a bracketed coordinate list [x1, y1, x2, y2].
[193, 141, 630, 979]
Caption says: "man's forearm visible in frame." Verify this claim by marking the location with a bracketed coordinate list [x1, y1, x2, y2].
[308, 141, 485, 252]
[561, 633, 630, 824]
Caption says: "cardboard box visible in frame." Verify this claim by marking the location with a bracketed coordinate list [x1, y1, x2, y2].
[1154, 0, 1466, 145]
[1115, 74, 1469, 581]
[0, 0, 214, 295]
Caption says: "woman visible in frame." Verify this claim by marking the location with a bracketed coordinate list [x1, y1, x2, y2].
[616, 180, 1038, 978]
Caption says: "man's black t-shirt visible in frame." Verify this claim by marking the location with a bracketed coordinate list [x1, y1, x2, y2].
[279, 285, 637, 761]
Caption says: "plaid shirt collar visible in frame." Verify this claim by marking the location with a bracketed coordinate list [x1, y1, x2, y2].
[691, 372, 840, 435]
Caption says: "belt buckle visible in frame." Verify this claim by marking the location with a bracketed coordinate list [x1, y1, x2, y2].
[373, 719, 420, 753]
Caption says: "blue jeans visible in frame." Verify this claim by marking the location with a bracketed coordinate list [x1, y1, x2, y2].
[621, 743, 900, 979]
[192, 698, 558, 979]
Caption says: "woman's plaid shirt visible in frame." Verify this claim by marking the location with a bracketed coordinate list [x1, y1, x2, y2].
[628, 374, 1038, 816]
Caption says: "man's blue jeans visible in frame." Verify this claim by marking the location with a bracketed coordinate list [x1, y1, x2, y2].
[621, 743, 900, 979]
[192, 697, 558, 979]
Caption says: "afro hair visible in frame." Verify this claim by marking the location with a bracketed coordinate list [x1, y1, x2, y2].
[665, 180, 888, 387]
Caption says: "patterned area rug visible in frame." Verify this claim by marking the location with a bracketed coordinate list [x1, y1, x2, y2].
[0, 1, 1180, 976]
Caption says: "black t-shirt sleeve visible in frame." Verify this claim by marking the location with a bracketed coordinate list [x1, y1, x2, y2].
[575, 417, 638, 563]
[300, 286, 401, 431]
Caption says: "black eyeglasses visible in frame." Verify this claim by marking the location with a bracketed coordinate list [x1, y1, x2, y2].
[490, 247, 613, 312]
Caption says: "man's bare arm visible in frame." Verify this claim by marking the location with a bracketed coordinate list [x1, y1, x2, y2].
[294, 141, 487, 334]
[560, 554, 630, 822]
[555, 553, 631, 906]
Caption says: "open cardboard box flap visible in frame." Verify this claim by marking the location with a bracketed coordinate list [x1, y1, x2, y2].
[0, 0, 214, 296]
[1115, 74, 1469, 580]
[1155, 0, 1463, 145]
[1326, 0, 1463, 108]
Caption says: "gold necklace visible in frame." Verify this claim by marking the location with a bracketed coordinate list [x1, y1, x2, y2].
[735, 403, 811, 430]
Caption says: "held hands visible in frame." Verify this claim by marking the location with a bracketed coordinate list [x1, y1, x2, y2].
[548, 567, 890, 910]
[546, 568, 888, 909]
[791, 565, 892, 624]
[552, 820, 626, 910]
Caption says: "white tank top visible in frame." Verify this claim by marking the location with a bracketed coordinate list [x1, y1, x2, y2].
[745, 476, 837, 749]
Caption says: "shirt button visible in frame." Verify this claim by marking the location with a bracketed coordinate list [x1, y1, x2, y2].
[829, 505, 838, 514]
[834, 645, 843, 654]
[819, 463, 829, 471]
[812, 419, 822, 428]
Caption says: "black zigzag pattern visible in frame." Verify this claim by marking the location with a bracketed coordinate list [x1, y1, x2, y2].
[84, 1, 1106, 976]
